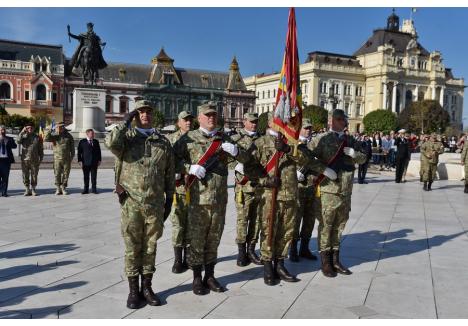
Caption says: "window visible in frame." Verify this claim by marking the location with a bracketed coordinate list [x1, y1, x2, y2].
[344, 102, 350, 115]
[273, 89, 276, 98]
[320, 101, 325, 108]
[0, 82, 11, 99]
[34, 62, 40, 73]
[42, 62, 47, 72]
[320, 82, 328, 94]
[355, 86, 363, 97]
[345, 85, 351, 96]
[230, 103, 237, 118]
[267, 90, 270, 98]
[119, 96, 129, 114]
[243, 106, 249, 114]
[262, 91, 265, 99]
[452, 111, 456, 121]
[36, 84, 46, 100]
[106, 95, 113, 113]
[52, 92, 57, 103]
[356, 103, 361, 116]
[334, 84, 340, 95]
[257, 91, 259, 98]
[25, 90, 30, 101]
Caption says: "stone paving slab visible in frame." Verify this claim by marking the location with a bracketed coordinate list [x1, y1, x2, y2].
[0, 169, 467, 318]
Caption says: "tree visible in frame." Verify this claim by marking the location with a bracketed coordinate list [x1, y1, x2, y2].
[152, 109, 166, 129]
[398, 100, 450, 134]
[302, 105, 328, 131]
[363, 109, 397, 134]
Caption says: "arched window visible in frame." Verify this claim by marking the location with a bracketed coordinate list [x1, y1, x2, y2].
[36, 84, 46, 100]
[0, 82, 11, 99]
[105, 95, 114, 113]
[119, 96, 129, 114]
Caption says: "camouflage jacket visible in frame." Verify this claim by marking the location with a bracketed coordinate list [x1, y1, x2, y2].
[173, 128, 250, 206]
[167, 129, 187, 195]
[244, 132, 326, 201]
[296, 136, 318, 189]
[17, 131, 44, 162]
[421, 140, 444, 164]
[462, 144, 468, 167]
[105, 123, 175, 207]
[309, 131, 367, 196]
[44, 130, 75, 161]
[230, 129, 260, 193]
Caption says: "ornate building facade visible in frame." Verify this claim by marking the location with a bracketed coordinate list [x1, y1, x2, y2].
[0, 39, 65, 122]
[244, 11, 465, 132]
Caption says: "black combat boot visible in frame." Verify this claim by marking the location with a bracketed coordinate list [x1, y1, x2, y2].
[275, 259, 300, 282]
[247, 242, 262, 265]
[332, 250, 352, 275]
[141, 274, 161, 306]
[428, 181, 433, 191]
[172, 247, 185, 273]
[192, 265, 208, 295]
[183, 246, 190, 270]
[465, 185, 468, 194]
[320, 251, 337, 278]
[299, 237, 317, 260]
[423, 182, 428, 191]
[127, 276, 143, 309]
[263, 260, 277, 286]
[289, 239, 299, 262]
[236, 243, 250, 267]
[203, 263, 226, 293]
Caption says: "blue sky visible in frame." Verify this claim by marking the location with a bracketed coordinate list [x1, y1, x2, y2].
[0, 7, 466, 126]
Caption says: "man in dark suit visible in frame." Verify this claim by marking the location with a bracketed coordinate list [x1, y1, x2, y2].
[78, 129, 101, 194]
[0, 125, 17, 197]
[358, 134, 373, 184]
[395, 129, 410, 183]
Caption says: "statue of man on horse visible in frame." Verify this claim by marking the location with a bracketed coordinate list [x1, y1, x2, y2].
[68, 22, 107, 85]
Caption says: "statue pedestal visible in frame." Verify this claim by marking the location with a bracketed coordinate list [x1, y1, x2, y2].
[67, 88, 107, 139]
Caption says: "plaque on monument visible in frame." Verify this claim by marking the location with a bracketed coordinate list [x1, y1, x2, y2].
[68, 88, 106, 138]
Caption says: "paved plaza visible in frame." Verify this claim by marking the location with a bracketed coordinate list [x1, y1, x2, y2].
[0, 168, 467, 319]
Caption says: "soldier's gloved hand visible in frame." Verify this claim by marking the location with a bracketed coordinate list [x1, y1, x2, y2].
[189, 164, 206, 179]
[297, 170, 305, 182]
[275, 138, 290, 153]
[263, 176, 281, 188]
[234, 163, 244, 174]
[323, 167, 337, 180]
[221, 142, 238, 156]
[124, 110, 138, 125]
[343, 147, 356, 158]
[163, 196, 172, 222]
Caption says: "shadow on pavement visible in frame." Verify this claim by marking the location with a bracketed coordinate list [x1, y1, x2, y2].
[0, 244, 79, 259]
[0, 260, 79, 281]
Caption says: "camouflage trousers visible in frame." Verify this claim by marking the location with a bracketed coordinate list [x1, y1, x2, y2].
[465, 165, 468, 185]
[422, 163, 438, 182]
[21, 160, 40, 187]
[258, 192, 296, 261]
[53, 159, 71, 187]
[170, 193, 189, 247]
[293, 186, 317, 240]
[317, 192, 350, 252]
[187, 202, 226, 266]
[121, 197, 164, 277]
[235, 189, 260, 244]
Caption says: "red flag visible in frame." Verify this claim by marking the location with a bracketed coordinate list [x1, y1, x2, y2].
[272, 7, 302, 144]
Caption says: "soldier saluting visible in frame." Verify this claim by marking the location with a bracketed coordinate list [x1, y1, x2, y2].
[420, 133, 444, 191]
[105, 100, 174, 309]
[17, 122, 43, 196]
[173, 102, 250, 295]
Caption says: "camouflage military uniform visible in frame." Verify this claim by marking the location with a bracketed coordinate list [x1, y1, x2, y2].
[173, 128, 249, 267]
[420, 138, 444, 186]
[167, 129, 189, 249]
[105, 123, 175, 277]
[461, 142, 468, 192]
[17, 130, 43, 190]
[45, 129, 75, 188]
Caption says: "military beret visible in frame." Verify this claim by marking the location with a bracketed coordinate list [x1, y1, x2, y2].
[134, 100, 154, 112]
[198, 102, 218, 115]
[178, 110, 194, 120]
[332, 109, 348, 119]
[302, 118, 312, 128]
[244, 112, 258, 122]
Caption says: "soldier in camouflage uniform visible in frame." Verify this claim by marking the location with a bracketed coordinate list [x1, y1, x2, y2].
[420, 133, 445, 191]
[44, 122, 75, 195]
[289, 119, 318, 262]
[461, 135, 468, 193]
[173, 102, 250, 295]
[166, 110, 194, 274]
[230, 112, 262, 267]
[308, 109, 367, 277]
[245, 113, 331, 286]
[105, 100, 174, 309]
[17, 122, 43, 196]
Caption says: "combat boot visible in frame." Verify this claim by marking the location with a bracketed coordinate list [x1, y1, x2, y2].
[172, 247, 185, 274]
[263, 260, 277, 286]
[428, 181, 433, 191]
[332, 249, 352, 275]
[127, 276, 143, 309]
[192, 265, 208, 295]
[247, 242, 262, 265]
[183, 247, 190, 270]
[464, 185, 468, 194]
[289, 239, 299, 262]
[31, 187, 37, 196]
[203, 263, 226, 293]
[61, 186, 68, 195]
[275, 259, 299, 282]
[24, 186, 31, 196]
[320, 250, 336, 278]
[236, 243, 250, 267]
[299, 237, 317, 260]
[55, 186, 62, 195]
[141, 274, 161, 306]
[423, 182, 428, 191]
